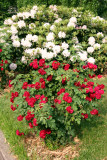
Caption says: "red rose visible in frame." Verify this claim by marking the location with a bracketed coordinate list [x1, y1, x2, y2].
[16, 130, 24, 136]
[39, 78, 45, 82]
[23, 91, 30, 97]
[47, 75, 53, 81]
[14, 92, 19, 97]
[90, 109, 98, 115]
[95, 94, 101, 99]
[10, 105, 16, 111]
[57, 88, 65, 96]
[38, 68, 46, 75]
[35, 82, 40, 90]
[97, 75, 102, 79]
[86, 96, 92, 102]
[52, 61, 60, 70]
[81, 113, 88, 119]
[84, 78, 88, 82]
[33, 118, 38, 126]
[17, 115, 24, 121]
[46, 129, 51, 134]
[1, 67, 3, 71]
[64, 64, 70, 71]
[0, 49, 2, 52]
[5, 60, 8, 64]
[27, 97, 36, 107]
[35, 95, 40, 100]
[54, 99, 61, 104]
[9, 80, 13, 87]
[41, 81, 45, 89]
[62, 77, 66, 85]
[39, 59, 45, 67]
[29, 122, 33, 128]
[22, 82, 28, 89]
[39, 130, 46, 139]
[66, 106, 74, 114]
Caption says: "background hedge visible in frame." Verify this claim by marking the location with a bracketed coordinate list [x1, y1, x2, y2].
[0, 0, 107, 25]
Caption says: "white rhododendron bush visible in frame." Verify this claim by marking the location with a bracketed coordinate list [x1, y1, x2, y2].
[0, 5, 106, 143]
[0, 5, 107, 75]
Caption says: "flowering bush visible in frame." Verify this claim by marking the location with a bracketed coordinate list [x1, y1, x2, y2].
[10, 58, 105, 142]
[0, 5, 106, 143]
[0, 5, 107, 76]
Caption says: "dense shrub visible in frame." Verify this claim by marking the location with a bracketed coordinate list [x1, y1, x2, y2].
[16, 0, 107, 17]
[0, 5, 107, 83]
[10, 59, 105, 143]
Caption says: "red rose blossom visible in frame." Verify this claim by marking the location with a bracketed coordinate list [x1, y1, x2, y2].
[66, 106, 74, 114]
[17, 115, 24, 121]
[16, 130, 24, 136]
[90, 109, 98, 115]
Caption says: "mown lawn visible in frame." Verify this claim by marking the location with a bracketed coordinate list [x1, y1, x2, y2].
[0, 90, 29, 160]
[0, 77, 107, 160]
[74, 77, 107, 160]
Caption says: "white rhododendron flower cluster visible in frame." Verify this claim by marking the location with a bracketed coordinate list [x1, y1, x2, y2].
[0, 4, 106, 70]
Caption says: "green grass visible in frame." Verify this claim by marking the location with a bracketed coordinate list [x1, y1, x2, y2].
[0, 92, 29, 160]
[74, 77, 107, 160]
[0, 77, 107, 160]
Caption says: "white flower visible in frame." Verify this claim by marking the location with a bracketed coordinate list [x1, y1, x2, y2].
[30, 9, 36, 18]
[93, 43, 101, 50]
[13, 40, 20, 47]
[22, 12, 31, 19]
[49, 5, 57, 11]
[69, 17, 77, 23]
[62, 49, 70, 57]
[32, 35, 38, 42]
[11, 26, 18, 34]
[45, 42, 55, 49]
[88, 37, 95, 46]
[58, 31, 66, 39]
[9, 63, 17, 70]
[87, 57, 95, 64]
[97, 32, 104, 38]
[12, 15, 17, 20]
[67, 22, 76, 27]
[54, 18, 62, 23]
[46, 32, 54, 41]
[18, 20, 26, 28]
[0, 39, 5, 43]
[41, 49, 54, 59]
[102, 36, 107, 43]
[4, 19, 13, 25]
[21, 56, 27, 64]
[87, 47, 94, 53]
[82, 25, 87, 29]
[78, 52, 87, 61]
[21, 39, 32, 48]
[29, 23, 36, 29]
[53, 45, 61, 53]
[50, 25, 55, 31]
[26, 34, 33, 41]
[43, 23, 50, 27]
[17, 12, 23, 18]
[61, 42, 69, 50]
[11, 35, 18, 40]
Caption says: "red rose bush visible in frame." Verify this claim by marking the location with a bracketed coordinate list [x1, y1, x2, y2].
[10, 59, 105, 142]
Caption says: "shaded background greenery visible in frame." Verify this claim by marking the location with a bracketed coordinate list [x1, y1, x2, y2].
[0, 0, 107, 25]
